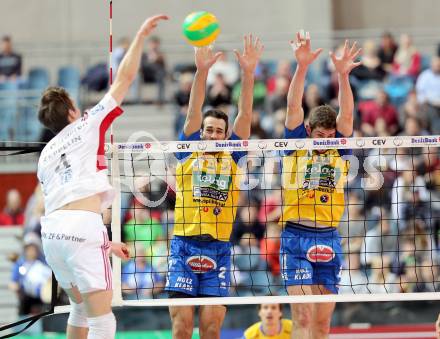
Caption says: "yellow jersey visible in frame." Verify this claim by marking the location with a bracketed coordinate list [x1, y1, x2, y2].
[244, 319, 292, 339]
[280, 124, 351, 228]
[173, 132, 245, 241]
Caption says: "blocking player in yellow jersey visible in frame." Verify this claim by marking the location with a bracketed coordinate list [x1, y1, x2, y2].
[165, 36, 263, 339]
[279, 31, 361, 339]
[243, 304, 292, 339]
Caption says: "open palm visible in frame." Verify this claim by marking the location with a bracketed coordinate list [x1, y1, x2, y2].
[330, 40, 362, 75]
[291, 31, 322, 67]
[194, 46, 223, 71]
[234, 34, 264, 73]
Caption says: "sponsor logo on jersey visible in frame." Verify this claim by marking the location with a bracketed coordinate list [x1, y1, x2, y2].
[320, 194, 329, 203]
[213, 206, 222, 215]
[186, 256, 217, 273]
[90, 104, 105, 115]
[306, 245, 335, 263]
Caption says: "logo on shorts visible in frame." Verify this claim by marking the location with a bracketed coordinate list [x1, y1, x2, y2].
[186, 256, 217, 273]
[320, 194, 329, 203]
[213, 207, 222, 215]
[306, 245, 335, 263]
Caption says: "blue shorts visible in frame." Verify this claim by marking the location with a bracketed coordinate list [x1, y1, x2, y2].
[165, 236, 231, 297]
[280, 223, 343, 294]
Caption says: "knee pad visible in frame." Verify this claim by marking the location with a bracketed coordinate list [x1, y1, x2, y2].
[67, 301, 88, 328]
[87, 312, 116, 339]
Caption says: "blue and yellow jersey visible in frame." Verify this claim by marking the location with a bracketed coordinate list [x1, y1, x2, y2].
[280, 123, 351, 228]
[174, 131, 246, 241]
[243, 319, 292, 339]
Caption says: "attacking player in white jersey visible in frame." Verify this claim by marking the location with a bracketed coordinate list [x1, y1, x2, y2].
[37, 14, 168, 339]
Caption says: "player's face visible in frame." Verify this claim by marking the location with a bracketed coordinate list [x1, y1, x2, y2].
[309, 126, 336, 139]
[201, 117, 227, 140]
[258, 304, 282, 327]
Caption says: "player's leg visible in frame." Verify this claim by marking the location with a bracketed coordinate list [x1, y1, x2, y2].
[311, 285, 335, 339]
[287, 285, 313, 339]
[81, 289, 115, 339]
[64, 287, 88, 339]
[280, 228, 314, 339]
[165, 237, 199, 339]
[198, 305, 226, 339]
[169, 304, 196, 339]
[309, 230, 343, 339]
[197, 240, 231, 339]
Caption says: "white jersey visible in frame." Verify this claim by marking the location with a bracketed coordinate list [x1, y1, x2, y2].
[37, 94, 123, 215]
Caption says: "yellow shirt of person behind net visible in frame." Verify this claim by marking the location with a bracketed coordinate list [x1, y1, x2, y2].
[280, 148, 350, 228]
[173, 132, 246, 241]
[244, 319, 292, 339]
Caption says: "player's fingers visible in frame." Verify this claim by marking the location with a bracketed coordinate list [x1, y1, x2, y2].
[351, 48, 362, 60]
[214, 51, 223, 62]
[150, 14, 169, 22]
[313, 48, 323, 60]
[305, 31, 311, 48]
[343, 39, 349, 54]
[329, 51, 337, 63]
[349, 41, 357, 56]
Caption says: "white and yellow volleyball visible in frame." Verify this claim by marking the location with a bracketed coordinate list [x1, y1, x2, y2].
[182, 11, 220, 47]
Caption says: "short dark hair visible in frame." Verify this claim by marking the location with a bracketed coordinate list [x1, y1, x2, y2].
[258, 303, 283, 312]
[202, 109, 229, 132]
[2, 35, 11, 43]
[308, 105, 337, 131]
[38, 86, 75, 134]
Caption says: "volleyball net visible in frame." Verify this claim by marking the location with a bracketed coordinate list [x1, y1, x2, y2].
[97, 135, 440, 307]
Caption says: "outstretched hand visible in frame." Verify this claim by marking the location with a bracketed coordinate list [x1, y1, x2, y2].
[194, 46, 223, 72]
[291, 30, 323, 67]
[234, 34, 264, 74]
[138, 14, 169, 37]
[330, 40, 362, 75]
[110, 242, 130, 260]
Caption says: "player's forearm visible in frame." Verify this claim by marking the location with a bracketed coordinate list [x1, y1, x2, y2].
[336, 73, 354, 135]
[235, 70, 255, 135]
[287, 65, 307, 111]
[115, 32, 145, 85]
[184, 69, 208, 133]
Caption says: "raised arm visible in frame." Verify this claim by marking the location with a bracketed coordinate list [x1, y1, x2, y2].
[109, 14, 169, 105]
[232, 34, 264, 139]
[285, 31, 322, 130]
[330, 40, 361, 137]
[183, 47, 223, 136]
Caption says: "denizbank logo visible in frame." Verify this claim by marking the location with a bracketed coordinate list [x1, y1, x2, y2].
[411, 137, 439, 144]
[215, 141, 245, 148]
[312, 139, 341, 146]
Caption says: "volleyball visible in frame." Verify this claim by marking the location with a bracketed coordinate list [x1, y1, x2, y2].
[182, 11, 220, 47]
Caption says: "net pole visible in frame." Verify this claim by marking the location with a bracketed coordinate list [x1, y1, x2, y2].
[108, 0, 123, 307]
[110, 144, 123, 306]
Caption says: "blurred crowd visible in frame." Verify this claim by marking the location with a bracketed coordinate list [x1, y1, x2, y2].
[2, 31, 440, 307]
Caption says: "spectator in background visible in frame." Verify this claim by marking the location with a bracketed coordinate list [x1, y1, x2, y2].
[378, 31, 398, 73]
[400, 116, 429, 137]
[0, 189, 24, 226]
[360, 208, 398, 268]
[206, 50, 239, 87]
[260, 223, 281, 278]
[399, 90, 427, 130]
[141, 36, 166, 104]
[351, 39, 386, 82]
[0, 35, 22, 81]
[9, 233, 51, 334]
[416, 56, 440, 134]
[359, 89, 399, 136]
[23, 184, 45, 235]
[266, 60, 292, 95]
[173, 72, 193, 136]
[231, 197, 265, 245]
[267, 76, 289, 114]
[243, 304, 292, 339]
[392, 34, 421, 78]
[206, 73, 232, 108]
[303, 83, 324, 119]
